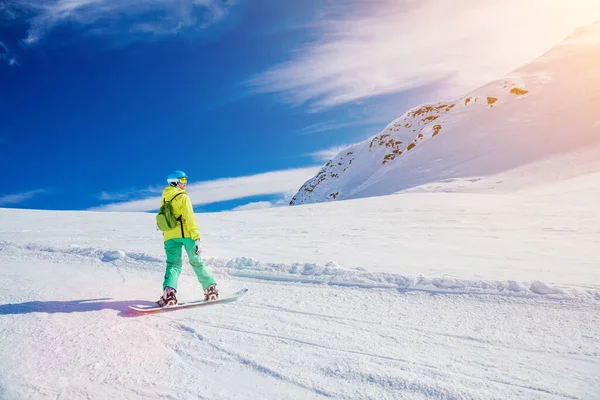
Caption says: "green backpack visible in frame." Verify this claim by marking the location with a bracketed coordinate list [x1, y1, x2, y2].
[156, 193, 184, 232]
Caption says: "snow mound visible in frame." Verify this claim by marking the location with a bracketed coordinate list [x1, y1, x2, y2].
[222, 257, 598, 301]
[3, 240, 595, 301]
[0, 241, 163, 266]
[101, 250, 126, 262]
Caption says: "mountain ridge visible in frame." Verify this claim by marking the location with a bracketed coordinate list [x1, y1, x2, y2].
[290, 23, 600, 206]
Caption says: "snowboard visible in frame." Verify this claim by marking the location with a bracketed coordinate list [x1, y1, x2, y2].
[128, 288, 248, 313]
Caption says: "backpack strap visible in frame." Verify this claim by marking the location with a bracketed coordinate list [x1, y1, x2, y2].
[169, 192, 184, 202]
[161, 192, 184, 206]
[169, 192, 186, 238]
[178, 214, 184, 238]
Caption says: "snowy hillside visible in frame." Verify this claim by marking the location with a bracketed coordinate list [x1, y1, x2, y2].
[290, 23, 600, 205]
[1, 174, 599, 398]
[2, 21, 600, 400]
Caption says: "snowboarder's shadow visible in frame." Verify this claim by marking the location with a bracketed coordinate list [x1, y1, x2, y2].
[0, 298, 156, 318]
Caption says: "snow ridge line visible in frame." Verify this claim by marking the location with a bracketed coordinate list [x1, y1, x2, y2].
[1, 241, 598, 301]
[220, 257, 600, 302]
[0, 240, 163, 266]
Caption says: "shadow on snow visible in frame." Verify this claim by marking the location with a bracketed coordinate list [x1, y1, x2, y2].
[0, 298, 156, 317]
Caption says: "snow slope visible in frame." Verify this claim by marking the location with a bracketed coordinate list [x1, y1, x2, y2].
[1, 177, 599, 399]
[290, 23, 600, 205]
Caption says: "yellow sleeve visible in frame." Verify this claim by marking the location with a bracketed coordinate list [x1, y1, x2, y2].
[181, 194, 200, 241]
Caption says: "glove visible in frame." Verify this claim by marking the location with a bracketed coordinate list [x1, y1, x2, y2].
[194, 239, 203, 255]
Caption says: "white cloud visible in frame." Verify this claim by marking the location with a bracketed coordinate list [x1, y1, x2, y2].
[98, 191, 130, 202]
[91, 166, 320, 212]
[230, 194, 297, 211]
[306, 145, 349, 162]
[247, 0, 600, 109]
[0, 189, 46, 206]
[7, 0, 235, 45]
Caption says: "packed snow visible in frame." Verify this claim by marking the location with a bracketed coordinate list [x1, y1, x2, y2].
[1, 169, 599, 398]
[2, 20, 600, 400]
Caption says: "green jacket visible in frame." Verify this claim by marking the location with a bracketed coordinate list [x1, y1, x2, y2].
[160, 185, 200, 242]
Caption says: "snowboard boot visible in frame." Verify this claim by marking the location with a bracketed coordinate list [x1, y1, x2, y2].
[156, 287, 177, 307]
[204, 283, 219, 301]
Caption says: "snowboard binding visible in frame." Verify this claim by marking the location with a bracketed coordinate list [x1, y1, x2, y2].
[156, 287, 177, 307]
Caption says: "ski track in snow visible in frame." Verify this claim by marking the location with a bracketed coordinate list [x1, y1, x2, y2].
[175, 323, 336, 398]
[177, 317, 578, 400]
[0, 241, 599, 399]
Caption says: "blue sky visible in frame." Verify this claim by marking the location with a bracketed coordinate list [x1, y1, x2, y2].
[1, 0, 599, 213]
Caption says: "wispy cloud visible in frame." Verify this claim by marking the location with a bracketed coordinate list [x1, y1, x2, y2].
[91, 166, 320, 212]
[295, 116, 388, 135]
[3, 0, 236, 45]
[0, 189, 46, 206]
[305, 145, 349, 163]
[247, 0, 600, 110]
[0, 41, 17, 66]
[98, 186, 163, 201]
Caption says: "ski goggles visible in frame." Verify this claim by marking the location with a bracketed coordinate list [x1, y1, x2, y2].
[179, 177, 187, 183]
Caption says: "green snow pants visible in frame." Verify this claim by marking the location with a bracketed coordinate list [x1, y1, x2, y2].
[163, 238, 215, 291]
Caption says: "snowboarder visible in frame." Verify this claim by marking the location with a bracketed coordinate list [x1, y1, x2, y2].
[155, 170, 218, 307]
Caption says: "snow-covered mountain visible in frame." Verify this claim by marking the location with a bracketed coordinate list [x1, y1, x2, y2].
[290, 23, 600, 205]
